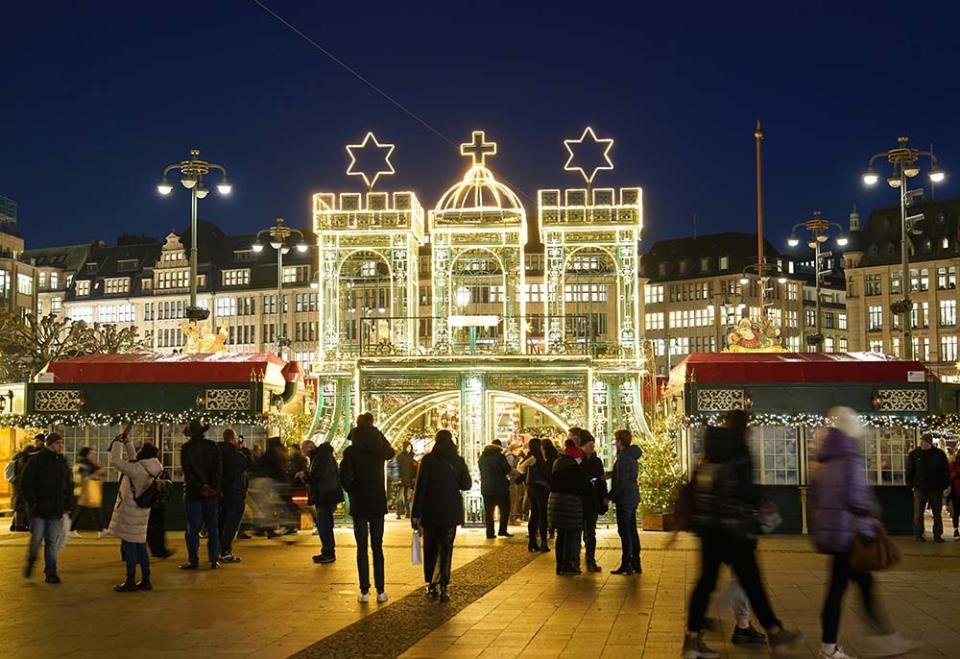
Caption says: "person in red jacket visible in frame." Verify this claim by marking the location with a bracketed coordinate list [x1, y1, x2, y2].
[950, 450, 960, 540]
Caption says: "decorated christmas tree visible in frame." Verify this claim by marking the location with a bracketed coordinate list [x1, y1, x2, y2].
[638, 416, 685, 517]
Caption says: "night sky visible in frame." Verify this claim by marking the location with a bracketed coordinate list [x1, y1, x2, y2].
[3, 1, 960, 250]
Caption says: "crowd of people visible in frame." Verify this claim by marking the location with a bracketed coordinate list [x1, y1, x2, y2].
[5, 410, 959, 658]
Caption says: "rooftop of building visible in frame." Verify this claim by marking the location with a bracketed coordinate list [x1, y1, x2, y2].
[852, 196, 960, 268]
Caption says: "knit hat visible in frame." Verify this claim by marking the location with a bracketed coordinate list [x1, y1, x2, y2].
[920, 432, 935, 445]
[45, 432, 63, 446]
[578, 430, 596, 448]
[183, 418, 210, 437]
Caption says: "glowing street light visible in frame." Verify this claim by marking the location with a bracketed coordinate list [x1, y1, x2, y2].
[253, 217, 309, 356]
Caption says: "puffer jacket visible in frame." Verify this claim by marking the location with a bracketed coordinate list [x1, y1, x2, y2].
[609, 444, 642, 506]
[547, 455, 592, 530]
[411, 440, 472, 527]
[810, 428, 877, 554]
[107, 441, 164, 543]
[478, 444, 511, 497]
[690, 426, 761, 543]
[20, 447, 73, 520]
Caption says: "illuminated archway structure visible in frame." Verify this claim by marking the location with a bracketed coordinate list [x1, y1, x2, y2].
[311, 128, 652, 473]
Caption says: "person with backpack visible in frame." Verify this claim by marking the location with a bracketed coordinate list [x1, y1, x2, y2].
[180, 419, 223, 570]
[306, 439, 343, 564]
[218, 428, 253, 564]
[518, 437, 551, 553]
[108, 429, 164, 592]
[70, 447, 106, 538]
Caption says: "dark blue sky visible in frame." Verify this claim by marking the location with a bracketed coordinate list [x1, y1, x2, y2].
[3, 1, 959, 249]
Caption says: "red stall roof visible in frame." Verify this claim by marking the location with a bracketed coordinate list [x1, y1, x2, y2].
[668, 352, 932, 388]
[43, 353, 300, 388]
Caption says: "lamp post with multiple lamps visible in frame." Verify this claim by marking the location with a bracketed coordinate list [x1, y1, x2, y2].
[787, 211, 848, 351]
[253, 218, 308, 356]
[157, 149, 232, 322]
[862, 137, 945, 359]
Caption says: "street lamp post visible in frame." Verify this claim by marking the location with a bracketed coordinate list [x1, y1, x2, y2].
[157, 149, 232, 322]
[862, 137, 945, 360]
[787, 211, 848, 351]
[253, 218, 308, 356]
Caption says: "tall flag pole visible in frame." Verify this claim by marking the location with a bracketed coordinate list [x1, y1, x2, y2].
[755, 120, 765, 320]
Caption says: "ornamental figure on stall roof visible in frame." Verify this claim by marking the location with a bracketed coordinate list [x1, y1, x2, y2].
[180, 321, 229, 354]
[726, 317, 785, 353]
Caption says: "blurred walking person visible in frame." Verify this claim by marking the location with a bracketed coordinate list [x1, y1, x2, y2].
[9, 434, 46, 532]
[518, 437, 550, 552]
[180, 419, 222, 570]
[479, 439, 513, 539]
[306, 440, 343, 564]
[108, 430, 164, 592]
[340, 413, 395, 603]
[70, 447, 106, 538]
[218, 428, 253, 564]
[683, 411, 802, 658]
[811, 407, 919, 658]
[906, 433, 950, 542]
[548, 440, 592, 575]
[608, 429, 642, 575]
[411, 429, 472, 602]
[21, 432, 72, 584]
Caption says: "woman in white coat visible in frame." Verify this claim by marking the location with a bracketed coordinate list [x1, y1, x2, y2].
[108, 433, 163, 592]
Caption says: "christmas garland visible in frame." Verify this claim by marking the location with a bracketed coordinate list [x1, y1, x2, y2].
[0, 410, 270, 429]
[679, 412, 960, 432]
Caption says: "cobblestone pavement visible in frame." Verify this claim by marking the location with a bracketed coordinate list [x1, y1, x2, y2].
[2, 521, 959, 658]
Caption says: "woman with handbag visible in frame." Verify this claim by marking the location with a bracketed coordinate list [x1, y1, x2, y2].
[810, 407, 918, 658]
[70, 447, 106, 538]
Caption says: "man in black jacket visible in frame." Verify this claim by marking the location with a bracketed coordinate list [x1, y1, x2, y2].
[306, 440, 343, 564]
[180, 419, 223, 570]
[21, 432, 72, 583]
[218, 428, 253, 563]
[10, 434, 46, 532]
[339, 413, 395, 603]
[907, 433, 951, 542]
[396, 441, 417, 519]
[479, 439, 513, 539]
[577, 429, 606, 572]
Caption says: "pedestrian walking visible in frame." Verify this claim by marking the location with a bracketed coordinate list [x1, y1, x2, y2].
[396, 441, 417, 519]
[340, 413, 395, 603]
[9, 434, 45, 532]
[682, 410, 802, 658]
[20, 432, 72, 584]
[479, 439, 513, 539]
[108, 430, 164, 592]
[306, 440, 343, 564]
[577, 429, 606, 573]
[950, 449, 960, 540]
[906, 433, 950, 542]
[179, 419, 223, 570]
[608, 429, 642, 575]
[70, 447, 106, 537]
[548, 440, 592, 576]
[411, 429, 472, 603]
[518, 437, 550, 552]
[218, 428, 253, 564]
[811, 407, 919, 658]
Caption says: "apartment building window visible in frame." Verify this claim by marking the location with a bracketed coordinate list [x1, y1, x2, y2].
[216, 297, 237, 317]
[104, 277, 129, 295]
[564, 284, 606, 302]
[941, 335, 958, 362]
[237, 296, 256, 316]
[38, 272, 46, 289]
[719, 255, 729, 271]
[825, 337, 835, 352]
[50, 272, 59, 289]
[144, 303, 154, 321]
[645, 313, 664, 330]
[865, 273, 882, 296]
[823, 312, 835, 329]
[910, 301, 929, 329]
[940, 299, 957, 327]
[657, 262, 667, 277]
[17, 274, 33, 295]
[785, 310, 798, 328]
[70, 306, 94, 323]
[910, 268, 929, 292]
[644, 284, 664, 304]
[99, 303, 135, 323]
[700, 257, 710, 272]
[75, 280, 91, 296]
[670, 337, 689, 355]
[838, 313, 847, 330]
[158, 300, 185, 320]
[938, 266, 957, 290]
[787, 284, 800, 301]
[912, 336, 931, 361]
[868, 339, 884, 352]
[222, 269, 250, 287]
[805, 309, 816, 328]
[263, 295, 288, 315]
[295, 321, 318, 342]
[283, 266, 308, 284]
[51, 297, 62, 314]
[868, 305, 883, 331]
[117, 259, 138, 272]
[295, 293, 317, 312]
[157, 270, 189, 289]
[838, 337, 848, 352]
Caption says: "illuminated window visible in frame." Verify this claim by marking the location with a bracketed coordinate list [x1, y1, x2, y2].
[17, 274, 33, 295]
[50, 272, 59, 289]
[98, 303, 135, 323]
[938, 267, 957, 290]
[216, 297, 237, 317]
[644, 284, 664, 304]
[104, 277, 129, 295]
[70, 306, 94, 323]
[910, 301, 929, 329]
[940, 299, 956, 327]
[865, 273, 883, 296]
[910, 268, 929, 292]
[51, 297, 62, 314]
[222, 269, 250, 287]
[75, 280, 91, 296]
[838, 337, 848, 352]
[941, 335, 958, 362]
[838, 313, 847, 330]
[157, 270, 189, 289]
[283, 266, 308, 284]
[38, 272, 47, 289]
[719, 256, 729, 271]
[644, 313, 664, 330]
[805, 309, 816, 328]
[911, 336, 930, 361]
[825, 336, 835, 352]
[360, 261, 378, 277]
[868, 305, 883, 331]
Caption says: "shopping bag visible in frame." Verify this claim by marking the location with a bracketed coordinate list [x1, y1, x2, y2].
[54, 513, 70, 551]
[411, 530, 423, 566]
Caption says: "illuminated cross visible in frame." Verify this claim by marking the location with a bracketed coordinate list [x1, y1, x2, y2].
[460, 130, 497, 167]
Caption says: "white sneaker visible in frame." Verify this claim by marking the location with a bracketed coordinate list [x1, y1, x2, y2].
[357, 591, 369, 603]
[377, 591, 388, 603]
[97, 531, 105, 539]
[68, 530, 82, 538]
[860, 633, 921, 657]
[819, 645, 855, 659]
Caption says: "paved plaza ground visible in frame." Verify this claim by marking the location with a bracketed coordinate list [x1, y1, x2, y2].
[1, 519, 958, 658]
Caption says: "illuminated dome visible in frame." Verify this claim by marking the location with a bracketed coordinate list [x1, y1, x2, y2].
[435, 164, 524, 212]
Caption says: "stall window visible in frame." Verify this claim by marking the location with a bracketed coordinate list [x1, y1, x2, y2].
[864, 427, 912, 485]
[748, 425, 799, 484]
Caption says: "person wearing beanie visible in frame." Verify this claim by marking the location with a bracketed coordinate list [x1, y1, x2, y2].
[179, 419, 223, 570]
[608, 429, 643, 575]
[577, 429, 606, 572]
[547, 438, 592, 576]
[479, 438, 513, 539]
[907, 431, 950, 542]
[21, 432, 72, 583]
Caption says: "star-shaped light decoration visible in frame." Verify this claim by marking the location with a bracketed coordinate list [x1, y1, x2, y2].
[345, 132, 395, 190]
[563, 126, 614, 185]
